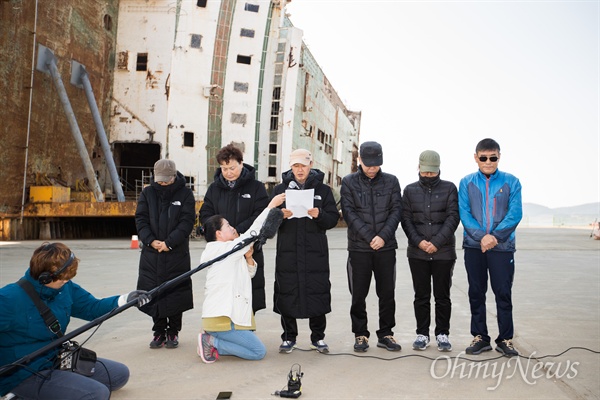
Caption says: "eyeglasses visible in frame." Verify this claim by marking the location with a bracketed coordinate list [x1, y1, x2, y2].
[478, 156, 498, 162]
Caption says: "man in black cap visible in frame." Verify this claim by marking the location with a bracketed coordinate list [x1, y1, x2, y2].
[340, 141, 403, 352]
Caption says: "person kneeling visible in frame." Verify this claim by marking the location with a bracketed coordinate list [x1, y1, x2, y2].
[198, 194, 285, 363]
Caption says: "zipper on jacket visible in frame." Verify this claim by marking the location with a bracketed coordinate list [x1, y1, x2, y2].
[369, 182, 377, 232]
[485, 177, 490, 233]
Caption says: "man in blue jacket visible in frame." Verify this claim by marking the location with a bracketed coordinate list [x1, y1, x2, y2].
[459, 138, 522, 357]
[0, 242, 149, 399]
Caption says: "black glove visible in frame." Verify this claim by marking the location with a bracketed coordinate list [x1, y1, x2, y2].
[118, 290, 151, 307]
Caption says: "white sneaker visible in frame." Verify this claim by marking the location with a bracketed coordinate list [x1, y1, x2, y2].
[412, 334, 430, 350]
[436, 334, 452, 352]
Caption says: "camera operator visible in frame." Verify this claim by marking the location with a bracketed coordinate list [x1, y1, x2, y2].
[0, 242, 149, 399]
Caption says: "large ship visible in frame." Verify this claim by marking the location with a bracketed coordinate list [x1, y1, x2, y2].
[0, 0, 360, 241]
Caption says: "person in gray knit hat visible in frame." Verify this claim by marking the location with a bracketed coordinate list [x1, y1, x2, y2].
[135, 159, 196, 349]
[400, 150, 459, 352]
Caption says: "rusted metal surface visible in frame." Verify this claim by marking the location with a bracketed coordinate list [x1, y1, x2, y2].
[19, 201, 138, 217]
[0, 0, 119, 213]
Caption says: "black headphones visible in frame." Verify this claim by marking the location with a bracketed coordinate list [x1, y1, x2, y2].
[38, 251, 76, 285]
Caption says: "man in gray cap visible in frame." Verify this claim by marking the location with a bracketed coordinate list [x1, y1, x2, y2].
[400, 150, 459, 352]
[340, 141, 403, 352]
[135, 159, 196, 349]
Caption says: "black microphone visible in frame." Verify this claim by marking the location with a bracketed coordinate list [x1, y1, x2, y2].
[254, 208, 284, 251]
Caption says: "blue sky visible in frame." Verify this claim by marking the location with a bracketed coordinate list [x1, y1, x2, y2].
[286, 0, 599, 209]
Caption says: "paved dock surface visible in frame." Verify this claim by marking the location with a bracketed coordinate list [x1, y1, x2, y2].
[1, 227, 599, 399]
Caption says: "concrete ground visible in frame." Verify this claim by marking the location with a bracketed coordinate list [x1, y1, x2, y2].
[0, 227, 599, 400]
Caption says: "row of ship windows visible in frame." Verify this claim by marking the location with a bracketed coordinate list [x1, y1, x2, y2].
[131, 31, 256, 72]
[196, 1, 260, 13]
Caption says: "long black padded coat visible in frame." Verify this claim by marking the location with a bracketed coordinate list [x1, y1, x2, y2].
[271, 169, 340, 318]
[199, 163, 269, 312]
[135, 172, 195, 318]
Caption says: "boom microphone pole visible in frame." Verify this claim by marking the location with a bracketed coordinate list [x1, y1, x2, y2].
[0, 208, 283, 377]
[0, 240, 254, 378]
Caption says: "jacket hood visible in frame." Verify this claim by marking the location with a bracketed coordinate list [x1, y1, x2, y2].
[281, 168, 325, 189]
[418, 173, 441, 188]
[150, 171, 187, 196]
[358, 165, 382, 181]
[213, 163, 257, 189]
[23, 268, 62, 301]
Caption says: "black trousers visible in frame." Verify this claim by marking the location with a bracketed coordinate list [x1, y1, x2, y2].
[347, 250, 397, 339]
[408, 258, 455, 337]
[152, 313, 182, 336]
[280, 314, 326, 343]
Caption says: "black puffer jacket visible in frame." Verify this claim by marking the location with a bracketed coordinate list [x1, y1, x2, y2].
[272, 169, 339, 318]
[340, 166, 402, 252]
[135, 172, 195, 318]
[400, 174, 460, 260]
[199, 163, 269, 312]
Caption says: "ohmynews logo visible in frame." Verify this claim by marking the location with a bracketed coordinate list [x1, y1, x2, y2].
[430, 352, 579, 390]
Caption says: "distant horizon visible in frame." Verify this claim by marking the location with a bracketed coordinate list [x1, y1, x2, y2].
[287, 2, 599, 210]
[524, 201, 600, 210]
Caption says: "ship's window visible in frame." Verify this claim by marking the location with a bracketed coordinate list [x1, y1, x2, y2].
[241, 28, 255, 38]
[190, 34, 202, 49]
[184, 132, 194, 147]
[136, 53, 148, 71]
[234, 82, 249, 93]
[237, 55, 251, 65]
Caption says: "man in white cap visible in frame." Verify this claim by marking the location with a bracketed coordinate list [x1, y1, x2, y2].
[270, 149, 340, 354]
[340, 141, 403, 352]
[135, 159, 196, 349]
[400, 150, 459, 352]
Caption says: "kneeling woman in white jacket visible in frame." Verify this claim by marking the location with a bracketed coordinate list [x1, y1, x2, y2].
[198, 194, 285, 363]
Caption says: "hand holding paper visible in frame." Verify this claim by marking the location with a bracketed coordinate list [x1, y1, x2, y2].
[285, 189, 314, 219]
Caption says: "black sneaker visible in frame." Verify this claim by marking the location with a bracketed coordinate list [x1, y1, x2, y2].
[377, 335, 401, 351]
[465, 335, 492, 355]
[354, 336, 369, 352]
[310, 340, 329, 353]
[495, 339, 518, 357]
[166, 334, 179, 349]
[149, 333, 166, 349]
[279, 340, 297, 353]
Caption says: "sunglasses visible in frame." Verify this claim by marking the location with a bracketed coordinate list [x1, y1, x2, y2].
[478, 156, 498, 162]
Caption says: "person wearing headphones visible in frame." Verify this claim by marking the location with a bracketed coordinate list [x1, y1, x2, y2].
[0, 242, 149, 400]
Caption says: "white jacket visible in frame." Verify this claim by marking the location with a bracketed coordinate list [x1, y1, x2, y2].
[200, 207, 270, 326]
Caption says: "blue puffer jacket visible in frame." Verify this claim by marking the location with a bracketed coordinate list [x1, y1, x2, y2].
[0, 270, 119, 396]
[458, 169, 522, 252]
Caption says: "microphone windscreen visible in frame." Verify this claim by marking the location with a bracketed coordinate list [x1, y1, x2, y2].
[260, 208, 284, 239]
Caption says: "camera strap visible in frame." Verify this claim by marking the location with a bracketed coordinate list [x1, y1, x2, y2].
[17, 279, 63, 337]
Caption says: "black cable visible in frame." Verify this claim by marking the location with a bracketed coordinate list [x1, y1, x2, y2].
[287, 345, 600, 361]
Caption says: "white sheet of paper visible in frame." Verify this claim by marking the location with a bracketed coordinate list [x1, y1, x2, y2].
[285, 189, 314, 219]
